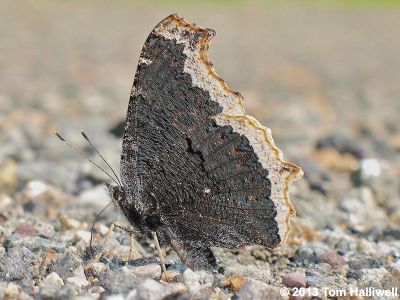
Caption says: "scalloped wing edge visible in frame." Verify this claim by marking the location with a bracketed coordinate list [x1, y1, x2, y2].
[153, 14, 303, 247]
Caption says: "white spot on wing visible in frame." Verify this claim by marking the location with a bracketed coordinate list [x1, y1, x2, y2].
[139, 57, 153, 65]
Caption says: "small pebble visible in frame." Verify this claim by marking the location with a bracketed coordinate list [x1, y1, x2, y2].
[183, 269, 214, 295]
[0, 253, 35, 281]
[59, 215, 82, 230]
[4, 283, 21, 299]
[92, 262, 108, 274]
[43, 272, 64, 287]
[25, 180, 48, 198]
[130, 278, 174, 300]
[316, 133, 365, 159]
[318, 251, 346, 267]
[76, 230, 91, 244]
[314, 148, 359, 172]
[97, 223, 109, 236]
[49, 252, 83, 279]
[88, 285, 106, 294]
[39, 284, 76, 300]
[36, 223, 56, 238]
[67, 276, 90, 288]
[15, 224, 38, 237]
[282, 272, 307, 288]
[235, 278, 283, 300]
[163, 270, 183, 283]
[129, 264, 161, 279]
[0, 159, 17, 193]
[0, 194, 13, 211]
[227, 274, 247, 292]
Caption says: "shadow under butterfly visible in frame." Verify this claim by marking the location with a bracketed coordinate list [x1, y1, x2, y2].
[58, 14, 303, 274]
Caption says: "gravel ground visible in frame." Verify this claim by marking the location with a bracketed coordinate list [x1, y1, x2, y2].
[1, 1, 400, 299]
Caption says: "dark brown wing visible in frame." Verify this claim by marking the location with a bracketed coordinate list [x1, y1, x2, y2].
[121, 15, 303, 266]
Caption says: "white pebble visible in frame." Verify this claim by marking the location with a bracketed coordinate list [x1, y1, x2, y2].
[67, 276, 90, 288]
[76, 230, 91, 244]
[43, 272, 64, 287]
[27, 180, 48, 197]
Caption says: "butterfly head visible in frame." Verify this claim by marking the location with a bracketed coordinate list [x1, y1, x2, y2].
[105, 182, 126, 208]
[105, 182, 148, 235]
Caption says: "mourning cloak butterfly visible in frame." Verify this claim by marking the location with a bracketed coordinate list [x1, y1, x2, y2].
[110, 14, 303, 271]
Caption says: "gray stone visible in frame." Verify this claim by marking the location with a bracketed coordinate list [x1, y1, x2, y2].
[223, 263, 272, 282]
[358, 268, 388, 290]
[305, 265, 348, 290]
[0, 248, 36, 281]
[235, 278, 283, 300]
[66, 265, 89, 288]
[128, 264, 161, 280]
[295, 158, 331, 194]
[315, 133, 365, 159]
[9, 246, 39, 266]
[39, 284, 76, 300]
[17, 279, 36, 297]
[98, 269, 138, 295]
[7, 235, 66, 253]
[126, 278, 175, 300]
[183, 269, 214, 294]
[49, 252, 83, 279]
[349, 256, 381, 270]
[105, 295, 125, 300]
[294, 243, 330, 266]
[381, 261, 400, 290]
[306, 274, 337, 288]
[346, 269, 364, 281]
[66, 275, 90, 288]
[39, 285, 62, 300]
[36, 223, 56, 239]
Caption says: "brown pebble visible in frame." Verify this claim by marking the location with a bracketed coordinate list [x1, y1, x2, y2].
[0, 212, 7, 225]
[15, 224, 38, 237]
[59, 215, 82, 230]
[228, 275, 247, 292]
[84, 265, 98, 279]
[289, 296, 304, 300]
[162, 270, 183, 283]
[318, 251, 346, 267]
[282, 272, 307, 288]
[314, 148, 359, 172]
[39, 248, 59, 277]
[0, 159, 18, 193]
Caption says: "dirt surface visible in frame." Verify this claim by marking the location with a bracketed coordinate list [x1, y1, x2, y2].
[1, 1, 399, 299]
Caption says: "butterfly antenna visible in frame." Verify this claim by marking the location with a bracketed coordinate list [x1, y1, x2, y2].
[55, 131, 121, 187]
[89, 200, 113, 258]
[81, 130, 122, 187]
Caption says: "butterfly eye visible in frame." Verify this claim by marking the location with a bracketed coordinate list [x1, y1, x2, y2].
[113, 189, 119, 200]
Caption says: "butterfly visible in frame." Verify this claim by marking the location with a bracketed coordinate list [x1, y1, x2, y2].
[106, 14, 303, 271]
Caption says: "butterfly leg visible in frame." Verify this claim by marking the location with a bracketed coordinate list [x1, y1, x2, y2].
[93, 222, 146, 261]
[129, 230, 135, 260]
[152, 231, 169, 282]
[129, 226, 149, 259]
[170, 238, 217, 271]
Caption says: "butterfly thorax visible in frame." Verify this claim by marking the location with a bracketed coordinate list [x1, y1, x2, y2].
[106, 183, 163, 237]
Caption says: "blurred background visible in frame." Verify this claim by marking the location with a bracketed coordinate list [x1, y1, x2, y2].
[1, 0, 399, 192]
[0, 0, 400, 295]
